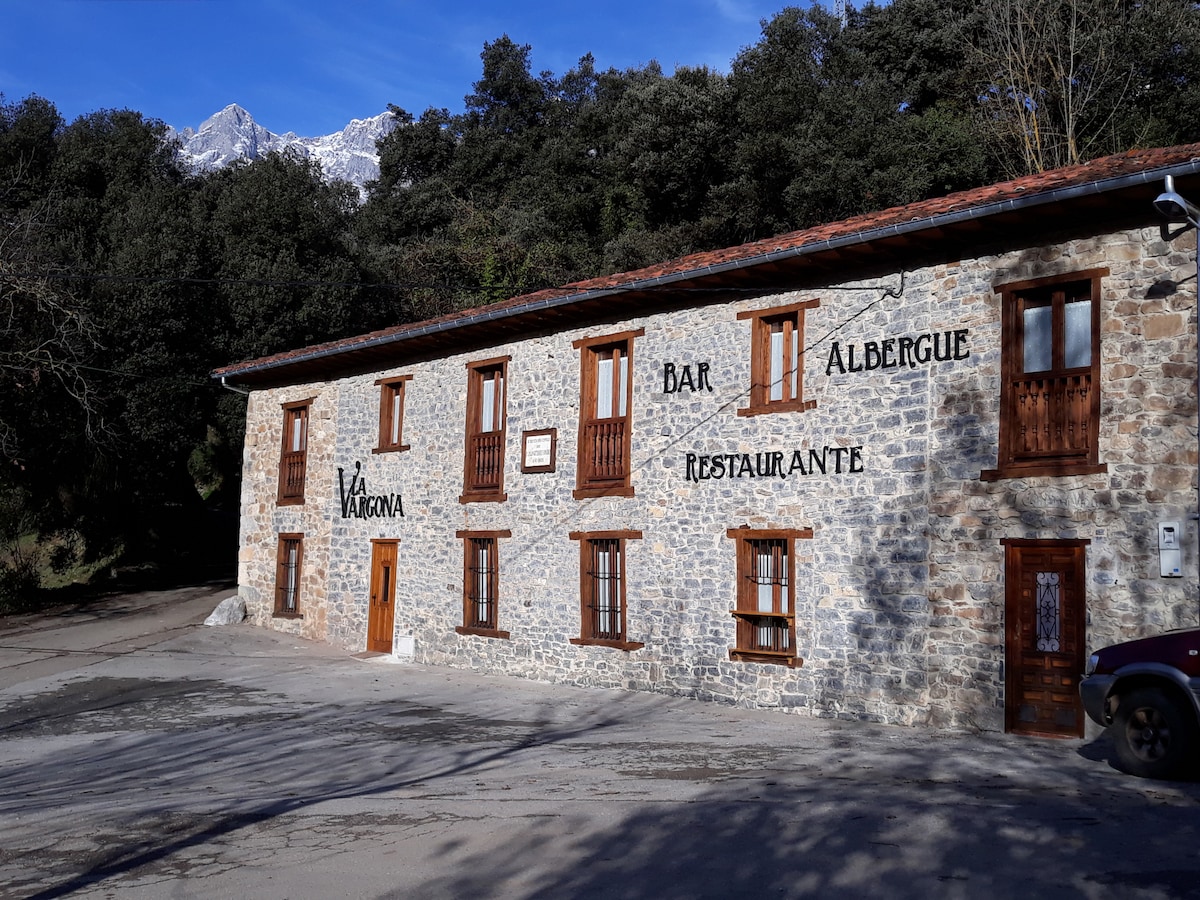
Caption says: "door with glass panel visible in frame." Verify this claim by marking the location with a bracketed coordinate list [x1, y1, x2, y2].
[367, 540, 398, 653]
[1003, 539, 1087, 736]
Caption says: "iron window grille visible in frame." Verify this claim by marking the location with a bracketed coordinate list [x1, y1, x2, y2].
[727, 527, 811, 666]
[569, 530, 643, 650]
[275, 533, 303, 617]
[455, 530, 511, 639]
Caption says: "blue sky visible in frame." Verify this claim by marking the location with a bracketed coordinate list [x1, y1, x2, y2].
[2, 0, 802, 136]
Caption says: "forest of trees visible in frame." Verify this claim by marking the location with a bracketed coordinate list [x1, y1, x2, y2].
[2, 0, 1198, 608]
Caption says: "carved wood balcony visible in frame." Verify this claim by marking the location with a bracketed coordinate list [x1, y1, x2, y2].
[465, 431, 504, 493]
[278, 450, 306, 502]
[1011, 373, 1093, 461]
[580, 418, 627, 485]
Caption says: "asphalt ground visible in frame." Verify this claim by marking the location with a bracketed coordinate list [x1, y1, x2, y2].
[0, 584, 1198, 900]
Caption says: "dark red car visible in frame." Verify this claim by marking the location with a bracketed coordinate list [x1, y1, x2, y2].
[1079, 626, 1200, 778]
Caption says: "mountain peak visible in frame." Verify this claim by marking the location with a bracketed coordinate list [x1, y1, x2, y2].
[200, 103, 256, 129]
[170, 106, 400, 198]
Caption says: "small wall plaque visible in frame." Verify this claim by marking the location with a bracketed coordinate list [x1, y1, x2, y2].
[522, 428, 557, 473]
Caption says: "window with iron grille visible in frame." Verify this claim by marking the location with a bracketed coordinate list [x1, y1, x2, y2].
[573, 330, 643, 498]
[277, 400, 310, 505]
[727, 528, 811, 666]
[461, 358, 509, 502]
[983, 270, 1106, 481]
[569, 530, 643, 650]
[738, 300, 819, 416]
[375, 375, 412, 453]
[275, 533, 303, 617]
[455, 530, 511, 639]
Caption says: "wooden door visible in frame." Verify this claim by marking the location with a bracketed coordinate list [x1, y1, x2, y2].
[367, 541, 398, 653]
[1003, 539, 1088, 737]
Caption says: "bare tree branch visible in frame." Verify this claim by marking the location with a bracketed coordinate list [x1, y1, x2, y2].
[0, 197, 108, 460]
[967, 0, 1185, 177]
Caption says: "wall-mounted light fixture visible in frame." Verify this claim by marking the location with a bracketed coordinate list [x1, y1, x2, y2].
[1155, 175, 1200, 231]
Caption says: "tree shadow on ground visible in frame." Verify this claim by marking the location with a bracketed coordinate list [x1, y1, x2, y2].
[3, 661, 1197, 899]
[412, 730, 1200, 899]
[0, 675, 625, 899]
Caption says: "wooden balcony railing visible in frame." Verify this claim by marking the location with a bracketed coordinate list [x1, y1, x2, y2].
[278, 450, 307, 502]
[466, 431, 504, 493]
[1011, 373, 1093, 461]
[580, 418, 627, 485]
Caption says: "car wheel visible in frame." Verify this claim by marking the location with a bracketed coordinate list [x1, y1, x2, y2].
[1112, 687, 1198, 779]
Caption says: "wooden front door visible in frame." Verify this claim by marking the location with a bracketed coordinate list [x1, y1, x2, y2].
[1003, 539, 1088, 737]
[367, 541, 398, 653]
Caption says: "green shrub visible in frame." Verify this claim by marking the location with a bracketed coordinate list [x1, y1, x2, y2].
[0, 560, 40, 615]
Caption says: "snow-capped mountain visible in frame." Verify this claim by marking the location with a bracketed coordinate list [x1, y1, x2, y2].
[168, 104, 399, 196]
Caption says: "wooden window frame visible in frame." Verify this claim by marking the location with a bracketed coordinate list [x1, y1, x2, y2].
[568, 530, 644, 650]
[982, 269, 1107, 481]
[573, 329, 643, 499]
[455, 529, 511, 639]
[461, 357, 510, 503]
[738, 299, 819, 417]
[374, 375, 412, 454]
[277, 399, 312, 505]
[274, 533, 304, 618]
[726, 527, 811, 667]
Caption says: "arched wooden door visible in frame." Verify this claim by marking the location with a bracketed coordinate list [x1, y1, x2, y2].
[367, 540, 398, 653]
[1003, 539, 1088, 737]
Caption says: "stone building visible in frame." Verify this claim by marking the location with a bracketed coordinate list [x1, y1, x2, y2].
[214, 144, 1200, 737]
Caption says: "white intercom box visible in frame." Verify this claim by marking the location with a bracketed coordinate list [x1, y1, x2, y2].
[1159, 521, 1182, 578]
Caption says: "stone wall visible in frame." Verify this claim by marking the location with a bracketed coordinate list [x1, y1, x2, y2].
[235, 225, 1199, 731]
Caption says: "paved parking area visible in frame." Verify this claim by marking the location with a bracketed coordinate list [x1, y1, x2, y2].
[1, 584, 1198, 899]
